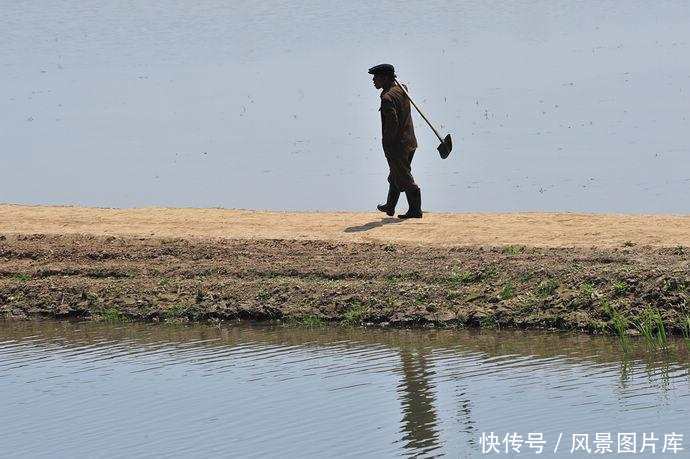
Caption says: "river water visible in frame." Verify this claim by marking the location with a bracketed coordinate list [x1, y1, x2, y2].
[1, 320, 688, 457]
[2, 1, 690, 213]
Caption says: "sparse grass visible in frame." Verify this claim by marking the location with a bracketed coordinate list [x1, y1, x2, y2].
[479, 314, 499, 329]
[634, 307, 668, 349]
[446, 290, 462, 300]
[519, 271, 534, 283]
[602, 301, 631, 351]
[256, 289, 271, 301]
[163, 304, 186, 320]
[158, 277, 171, 287]
[499, 283, 515, 300]
[662, 277, 687, 293]
[13, 273, 31, 282]
[536, 279, 558, 297]
[385, 274, 401, 285]
[580, 282, 595, 298]
[682, 316, 690, 349]
[448, 269, 481, 285]
[415, 292, 430, 305]
[297, 314, 325, 327]
[100, 308, 127, 323]
[482, 266, 499, 279]
[613, 281, 629, 296]
[342, 304, 368, 326]
[622, 241, 635, 247]
[502, 245, 525, 256]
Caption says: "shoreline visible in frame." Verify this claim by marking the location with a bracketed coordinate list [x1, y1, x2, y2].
[1, 226, 689, 335]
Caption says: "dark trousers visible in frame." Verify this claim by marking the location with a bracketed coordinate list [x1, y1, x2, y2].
[385, 147, 419, 193]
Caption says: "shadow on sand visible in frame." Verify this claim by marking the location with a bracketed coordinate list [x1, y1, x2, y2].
[344, 217, 403, 233]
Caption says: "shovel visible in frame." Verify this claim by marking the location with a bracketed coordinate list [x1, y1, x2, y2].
[395, 79, 453, 159]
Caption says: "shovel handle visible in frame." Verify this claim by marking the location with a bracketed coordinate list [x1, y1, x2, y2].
[395, 79, 444, 144]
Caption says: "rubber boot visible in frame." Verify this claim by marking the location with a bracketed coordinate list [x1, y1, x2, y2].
[398, 189, 423, 219]
[377, 186, 400, 217]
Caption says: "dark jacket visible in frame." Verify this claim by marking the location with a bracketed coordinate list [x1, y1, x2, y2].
[380, 84, 417, 152]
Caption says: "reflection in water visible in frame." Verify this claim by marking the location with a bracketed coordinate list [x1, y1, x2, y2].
[0, 320, 688, 457]
[399, 348, 441, 455]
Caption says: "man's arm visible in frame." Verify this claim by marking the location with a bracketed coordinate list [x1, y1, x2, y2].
[381, 98, 399, 149]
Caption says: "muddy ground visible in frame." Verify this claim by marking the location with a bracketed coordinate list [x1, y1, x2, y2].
[1, 233, 689, 334]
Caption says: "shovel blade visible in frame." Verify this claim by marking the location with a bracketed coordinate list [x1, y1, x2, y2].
[437, 134, 452, 159]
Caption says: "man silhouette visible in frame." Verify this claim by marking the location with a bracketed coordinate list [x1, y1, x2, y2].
[369, 63, 423, 218]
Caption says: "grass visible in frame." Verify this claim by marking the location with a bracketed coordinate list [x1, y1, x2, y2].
[297, 314, 325, 327]
[385, 274, 401, 285]
[602, 301, 631, 351]
[448, 269, 481, 285]
[536, 279, 558, 297]
[100, 308, 127, 323]
[163, 304, 186, 320]
[634, 307, 668, 349]
[448, 265, 498, 286]
[499, 283, 516, 300]
[502, 245, 525, 256]
[580, 282, 595, 298]
[13, 274, 31, 282]
[342, 303, 368, 326]
[682, 316, 690, 350]
[613, 281, 629, 296]
[256, 289, 271, 301]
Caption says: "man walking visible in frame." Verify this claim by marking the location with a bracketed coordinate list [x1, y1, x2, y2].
[369, 63, 423, 219]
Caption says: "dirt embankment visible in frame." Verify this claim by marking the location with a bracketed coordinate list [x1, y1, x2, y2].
[1, 232, 689, 333]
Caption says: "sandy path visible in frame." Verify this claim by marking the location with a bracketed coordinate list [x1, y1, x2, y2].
[1, 204, 689, 247]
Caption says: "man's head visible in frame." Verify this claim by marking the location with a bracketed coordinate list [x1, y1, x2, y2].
[368, 63, 395, 89]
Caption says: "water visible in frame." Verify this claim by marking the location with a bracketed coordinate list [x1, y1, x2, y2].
[1, 1, 690, 213]
[1, 320, 688, 457]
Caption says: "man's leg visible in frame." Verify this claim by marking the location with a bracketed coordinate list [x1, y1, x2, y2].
[378, 155, 401, 216]
[377, 178, 400, 217]
[395, 149, 422, 219]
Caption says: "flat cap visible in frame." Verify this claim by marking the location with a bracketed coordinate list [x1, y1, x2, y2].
[368, 63, 395, 75]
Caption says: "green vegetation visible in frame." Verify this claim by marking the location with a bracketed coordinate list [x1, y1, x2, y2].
[602, 301, 631, 352]
[297, 314, 325, 327]
[448, 269, 481, 285]
[163, 304, 186, 320]
[479, 314, 499, 329]
[385, 274, 401, 285]
[634, 307, 668, 349]
[256, 289, 271, 301]
[499, 283, 516, 300]
[682, 316, 690, 350]
[580, 282, 595, 298]
[612, 281, 628, 296]
[342, 303, 368, 326]
[13, 273, 31, 282]
[448, 265, 498, 286]
[100, 308, 127, 323]
[502, 245, 525, 256]
[536, 279, 558, 297]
